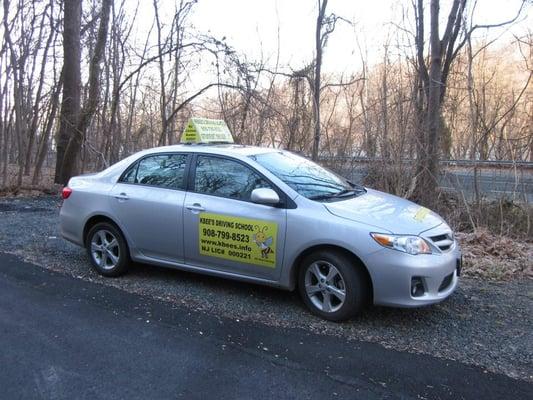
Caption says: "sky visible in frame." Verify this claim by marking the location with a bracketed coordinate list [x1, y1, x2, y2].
[182, 0, 532, 74]
[129, 0, 531, 94]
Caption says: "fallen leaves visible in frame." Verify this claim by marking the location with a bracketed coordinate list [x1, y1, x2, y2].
[457, 229, 533, 280]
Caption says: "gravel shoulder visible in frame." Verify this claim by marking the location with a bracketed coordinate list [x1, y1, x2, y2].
[0, 195, 532, 382]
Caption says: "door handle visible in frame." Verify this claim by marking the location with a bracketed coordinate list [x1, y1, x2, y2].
[114, 193, 129, 201]
[186, 203, 205, 212]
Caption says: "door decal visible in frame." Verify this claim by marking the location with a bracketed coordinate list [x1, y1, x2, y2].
[198, 212, 278, 268]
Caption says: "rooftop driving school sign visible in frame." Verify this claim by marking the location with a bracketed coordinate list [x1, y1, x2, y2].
[180, 118, 234, 144]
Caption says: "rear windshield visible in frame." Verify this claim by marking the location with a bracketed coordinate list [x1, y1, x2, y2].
[250, 151, 358, 199]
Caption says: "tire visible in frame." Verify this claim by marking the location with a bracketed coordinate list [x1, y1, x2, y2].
[86, 222, 130, 277]
[298, 250, 369, 321]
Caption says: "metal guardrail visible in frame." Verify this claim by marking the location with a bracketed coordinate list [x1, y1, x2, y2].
[319, 157, 533, 169]
[319, 157, 533, 202]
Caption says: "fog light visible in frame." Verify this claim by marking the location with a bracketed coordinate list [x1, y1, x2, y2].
[411, 277, 425, 297]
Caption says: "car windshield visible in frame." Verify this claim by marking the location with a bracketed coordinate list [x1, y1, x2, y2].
[251, 151, 365, 200]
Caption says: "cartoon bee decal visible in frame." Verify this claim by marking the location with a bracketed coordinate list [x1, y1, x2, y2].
[253, 225, 274, 259]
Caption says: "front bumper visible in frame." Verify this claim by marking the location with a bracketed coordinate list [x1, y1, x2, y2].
[365, 245, 461, 307]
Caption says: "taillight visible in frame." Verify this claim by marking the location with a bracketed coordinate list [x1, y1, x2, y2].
[62, 187, 73, 199]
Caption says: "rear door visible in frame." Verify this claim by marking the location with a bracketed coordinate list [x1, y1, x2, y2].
[110, 153, 189, 262]
[183, 154, 287, 281]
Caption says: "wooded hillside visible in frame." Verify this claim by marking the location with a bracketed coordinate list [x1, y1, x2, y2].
[0, 0, 531, 207]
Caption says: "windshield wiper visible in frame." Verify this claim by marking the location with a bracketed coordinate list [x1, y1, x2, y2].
[334, 189, 357, 197]
[308, 193, 338, 200]
[336, 186, 367, 197]
[309, 187, 366, 201]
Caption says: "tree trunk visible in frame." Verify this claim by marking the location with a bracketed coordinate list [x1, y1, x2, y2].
[54, 0, 81, 184]
[33, 76, 62, 185]
[311, 0, 327, 161]
[59, 0, 112, 185]
[153, 0, 169, 147]
[25, 4, 56, 176]
[381, 46, 389, 159]
[421, 0, 443, 203]
[3, 0, 26, 188]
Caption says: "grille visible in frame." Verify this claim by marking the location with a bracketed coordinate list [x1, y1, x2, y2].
[429, 232, 454, 252]
[438, 272, 454, 292]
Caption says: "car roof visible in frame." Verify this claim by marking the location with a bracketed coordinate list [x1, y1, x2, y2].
[97, 143, 283, 182]
[145, 144, 279, 157]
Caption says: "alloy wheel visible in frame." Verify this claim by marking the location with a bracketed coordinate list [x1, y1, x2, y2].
[304, 260, 347, 313]
[90, 230, 120, 270]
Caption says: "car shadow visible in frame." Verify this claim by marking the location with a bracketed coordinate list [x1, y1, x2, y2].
[128, 261, 300, 302]
[122, 260, 462, 327]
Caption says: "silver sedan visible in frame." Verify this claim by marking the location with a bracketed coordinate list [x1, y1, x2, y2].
[60, 144, 461, 321]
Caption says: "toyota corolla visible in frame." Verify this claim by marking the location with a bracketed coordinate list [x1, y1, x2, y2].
[60, 144, 461, 321]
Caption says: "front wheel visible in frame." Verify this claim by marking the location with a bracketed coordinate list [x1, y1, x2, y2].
[86, 222, 130, 277]
[298, 250, 369, 321]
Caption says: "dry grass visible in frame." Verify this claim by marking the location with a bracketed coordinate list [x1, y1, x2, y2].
[457, 229, 533, 281]
[438, 194, 532, 239]
[0, 164, 60, 196]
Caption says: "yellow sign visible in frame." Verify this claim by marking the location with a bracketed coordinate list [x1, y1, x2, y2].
[180, 118, 234, 144]
[414, 207, 430, 222]
[198, 213, 277, 268]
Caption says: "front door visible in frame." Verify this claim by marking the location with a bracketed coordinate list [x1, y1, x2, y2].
[110, 153, 189, 262]
[183, 155, 286, 281]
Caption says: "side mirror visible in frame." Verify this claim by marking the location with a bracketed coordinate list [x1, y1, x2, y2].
[251, 188, 280, 206]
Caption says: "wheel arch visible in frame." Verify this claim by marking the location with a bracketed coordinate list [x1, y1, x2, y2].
[83, 214, 128, 247]
[290, 244, 374, 302]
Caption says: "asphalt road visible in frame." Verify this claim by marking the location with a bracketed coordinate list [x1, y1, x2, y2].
[1, 253, 531, 400]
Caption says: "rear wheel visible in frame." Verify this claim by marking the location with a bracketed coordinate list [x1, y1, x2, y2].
[86, 222, 130, 277]
[298, 250, 369, 321]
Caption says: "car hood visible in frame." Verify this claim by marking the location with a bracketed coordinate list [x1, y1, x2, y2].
[323, 188, 443, 235]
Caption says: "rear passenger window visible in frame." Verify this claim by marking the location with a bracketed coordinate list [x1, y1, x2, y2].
[194, 156, 271, 201]
[121, 154, 188, 189]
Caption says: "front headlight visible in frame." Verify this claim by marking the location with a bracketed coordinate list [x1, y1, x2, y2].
[370, 233, 432, 255]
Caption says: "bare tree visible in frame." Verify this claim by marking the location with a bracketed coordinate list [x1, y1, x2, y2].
[54, 0, 81, 184]
[413, 0, 526, 205]
[59, 0, 112, 184]
[311, 0, 343, 161]
[0, 0, 530, 211]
